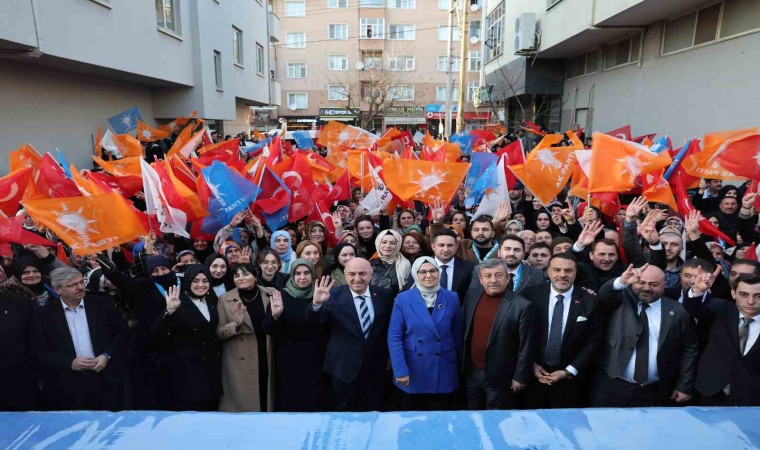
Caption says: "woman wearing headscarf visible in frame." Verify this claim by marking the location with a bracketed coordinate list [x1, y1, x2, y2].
[204, 254, 234, 300]
[371, 229, 411, 297]
[257, 248, 289, 290]
[271, 230, 296, 274]
[387, 257, 463, 411]
[217, 263, 274, 412]
[325, 243, 356, 287]
[304, 220, 335, 267]
[152, 264, 222, 411]
[14, 256, 56, 307]
[262, 259, 331, 412]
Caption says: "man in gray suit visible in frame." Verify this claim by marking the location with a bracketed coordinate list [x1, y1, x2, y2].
[471, 235, 545, 294]
[591, 263, 699, 407]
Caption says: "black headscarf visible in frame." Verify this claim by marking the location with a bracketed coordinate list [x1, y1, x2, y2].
[204, 253, 233, 290]
[182, 264, 212, 300]
[146, 255, 178, 291]
[14, 256, 45, 293]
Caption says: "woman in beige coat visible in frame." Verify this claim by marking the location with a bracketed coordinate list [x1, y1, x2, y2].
[217, 262, 275, 412]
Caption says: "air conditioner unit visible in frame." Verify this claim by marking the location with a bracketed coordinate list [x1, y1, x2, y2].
[514, 12, 536, 54]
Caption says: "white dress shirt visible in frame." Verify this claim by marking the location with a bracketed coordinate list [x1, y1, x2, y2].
[61, 299, 95, 358]
[350, 288, 374, 325]
[190, 298, 211, 321]
[548, 286, 578, 376]
[740, 313, 760, 356]
[435, 257, 454, 291]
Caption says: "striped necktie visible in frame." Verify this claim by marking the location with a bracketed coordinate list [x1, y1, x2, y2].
[358, 295, 371, 339]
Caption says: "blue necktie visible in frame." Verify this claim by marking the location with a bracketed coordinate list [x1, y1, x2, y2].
[358, 295, 371, 339]
[545, 294, 564, 367]
[439, 264, 449, 289]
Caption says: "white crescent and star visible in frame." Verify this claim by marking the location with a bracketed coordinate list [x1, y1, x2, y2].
[0, 182, 19, 203]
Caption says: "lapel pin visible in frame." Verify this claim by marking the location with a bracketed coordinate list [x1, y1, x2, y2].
[670, 311, 675, 316]
[437, 304, 444, 309]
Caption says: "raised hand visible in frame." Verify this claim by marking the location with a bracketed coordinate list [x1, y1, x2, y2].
[620, 263, 649, 286]
[561, 199, 576, 225]
[313, 276, 336, 306]
[249, 213, 263, 230]
[638, 209, 667, 245]
[684, 210, 702, 240]
[232, 300, 247, 326]
[431, 198, 446, 223]
[165, 285, 181, 314]
[229, 210, 247, 227]
[239, 246, 252, 264]
[625, 197, 648, 223]
[551, 211, 563, 226]
[270, 290, 284, 320]
[576, 220, 604, 248]
[692, 265, 722, 296]
[742, 192, 757, 212]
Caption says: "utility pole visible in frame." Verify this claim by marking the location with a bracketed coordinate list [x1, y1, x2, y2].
[444, 0, 455, 139]
[455, 0, 469, 134]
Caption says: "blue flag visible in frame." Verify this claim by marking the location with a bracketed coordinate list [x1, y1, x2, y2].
[201, 161, 261, 223]
[246, 137, 272, 155]
[293, 131, 314, 149]
[55, 148, 73, 179]
[107, 106, 142, 134]
[262, 205, 290, 231]
[464, 162, 497, 209]
[450, 132, 476, 155]
[465, 152, 498, 191]
[648, 136, 670, 155]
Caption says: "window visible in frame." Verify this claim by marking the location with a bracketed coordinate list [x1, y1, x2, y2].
[468, 51, 481, 71]
[438, 0, 449, 9]
[256, 43, 265, 75]
[213, 50, 222, 90]
[328, 85, 349, 100]
[435, 85, 459, 101]
[328, 54, 348, 70]
[388, 55, 415, 71]
[363, 52, 383, 69]
[388, 85, 414, 101]
[232, 27, 243, 65]
[328, 0, 347, 7]
[485, 2, 505, 60]
[360, 0, 384, 7]
[604, 34, 640, 69]
[360, 18, 385, 39]
[284, 0, 305, 16]
[329, 24, 348, 40]
[388, 0, 415, 8]
[285, 32, 306, 48]
[156, 0, 180, 34]
[565, 49, 599, 79]
[467, 82, 478, 102]
[469, 20, 481, 40]
[287, 62, 307, 78]
[438, 25, 461, 41]
[287, 92, 308, 109]
[388, 24, 415, 40]
[437, 56, 461, 72]
[662, 1, 760, 55]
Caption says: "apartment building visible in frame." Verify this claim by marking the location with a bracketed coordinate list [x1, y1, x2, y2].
[483, 0, 760, 141]
[273, 0, 491, 134]
[0, 0, 279, 170]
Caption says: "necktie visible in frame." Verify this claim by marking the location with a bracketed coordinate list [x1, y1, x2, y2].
[634, 303, 650, 385]
[439, 264, 449, 289]
[507, 272, 514, 292]
[739, 316, 754, 354]
[358, 296, 371, 339]
[545, 294, 564, 367]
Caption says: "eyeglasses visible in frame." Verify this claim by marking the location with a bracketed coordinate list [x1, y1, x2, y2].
[62, 280, 86, 289]
[417, 269, 438, 277]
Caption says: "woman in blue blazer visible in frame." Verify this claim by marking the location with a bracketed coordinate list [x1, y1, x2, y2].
[388, 256, 463, 410]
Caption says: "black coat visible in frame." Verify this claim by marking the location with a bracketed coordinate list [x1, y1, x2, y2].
[150, 293, 222, 405]
[0, 294, 38, 411]
[462, 286, 537, 388]
[30, 294, 130, 410]
[305, 285, 393, 384]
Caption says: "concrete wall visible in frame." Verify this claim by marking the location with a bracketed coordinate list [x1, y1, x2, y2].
[0, 62, 154, 174]
[562, 25, 760, 142]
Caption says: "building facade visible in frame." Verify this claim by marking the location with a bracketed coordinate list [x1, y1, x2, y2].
[0, 0, 279, 170]
[273, 0, 490, 134]
[483, 0, 760, 141]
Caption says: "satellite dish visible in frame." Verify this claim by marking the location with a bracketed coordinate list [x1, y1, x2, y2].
[288, 103, 298, 111]
[355, 61, 365, 70]
[470, 36, 479, 45]
[469, 3, 479, 11]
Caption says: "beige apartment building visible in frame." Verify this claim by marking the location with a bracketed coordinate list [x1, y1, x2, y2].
[271, 0, 492, 134]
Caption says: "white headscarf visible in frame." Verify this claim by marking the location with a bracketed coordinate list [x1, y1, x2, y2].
[375, 229, 411, 288]
[411, 256, 441, 307]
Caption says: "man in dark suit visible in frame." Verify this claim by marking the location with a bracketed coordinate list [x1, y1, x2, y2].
[521, 253, 602, 409]
[667, 258, 719, 352]
[0, 282, 38, 411]
[463, 258, 537, 409]
[685, 273, 760, 406]
[591, 263, 699, 407]
[307, 257, 394, 411]
[432, 228, 474, 304]
[30, 267, 130, 410]
[470, 235, 545, 294]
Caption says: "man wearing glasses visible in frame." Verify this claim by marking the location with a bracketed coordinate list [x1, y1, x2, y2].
[31, 266, 130, 410]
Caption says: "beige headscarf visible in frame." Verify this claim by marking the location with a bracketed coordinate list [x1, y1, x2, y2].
[375, 229, 411, 288]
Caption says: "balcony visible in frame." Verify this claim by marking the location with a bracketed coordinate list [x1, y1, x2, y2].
[268, 9, 280, 42]
[269, 79, 281, 106]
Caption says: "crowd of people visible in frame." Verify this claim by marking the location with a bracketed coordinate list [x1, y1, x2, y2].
[2, 124, 760, 414]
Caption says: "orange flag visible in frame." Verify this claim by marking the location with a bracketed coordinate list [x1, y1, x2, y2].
[587, 132, 671, 193]
[375, 128, 402, 152]
[383, 159, 470, 204]
[422, 132, 461, 162]
[94, 126, 103, 159]
[317, 121, 378, 151]
[508, 133, 580, 205]
[641, 169, 677, 210]
[9, 144, 43, 173]
[93, 156, 142, 177]
[682, 127, 760, 181]
[23, 193, 147, 254]
[111, 134, 144, 158]
[137, 120, 171, 142]
[168, 124, 206, 158]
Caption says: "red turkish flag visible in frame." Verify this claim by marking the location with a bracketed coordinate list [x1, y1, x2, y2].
[0, 167, 33, 216]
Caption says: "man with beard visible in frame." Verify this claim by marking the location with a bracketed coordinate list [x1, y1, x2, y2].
[572, 221, 625, 292]
[429, 202, 509, 265]
[473, 235, 544, 293]
[592, 264, 699, 407]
